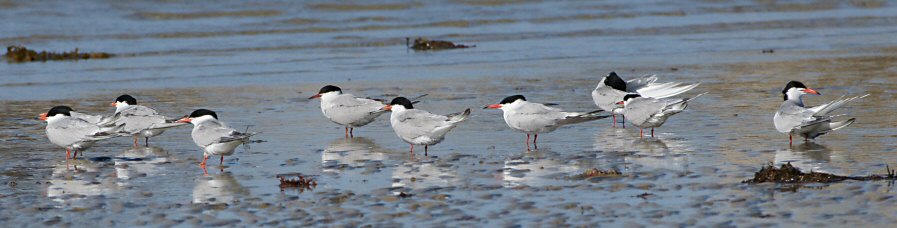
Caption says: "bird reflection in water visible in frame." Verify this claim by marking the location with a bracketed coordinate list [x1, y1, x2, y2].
[192, 172, 249, 204]
[114, 146, 171, 182]
[776, 142, 841, 175]
[391, 159, 458, 194]
[47, 159, 118, 203]
[319, 137, 394, 193]
[501, 149, 583, 188]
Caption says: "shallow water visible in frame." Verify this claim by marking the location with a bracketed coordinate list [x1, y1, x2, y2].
[3, 0, 897, 226]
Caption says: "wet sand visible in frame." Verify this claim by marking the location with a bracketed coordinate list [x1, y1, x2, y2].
[3, 0, 897, 226]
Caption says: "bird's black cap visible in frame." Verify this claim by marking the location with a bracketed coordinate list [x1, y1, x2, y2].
[622, 93, 642, 101]
[604, 72, 627, 92]
[318, 85, 342, 94]
[389, 97, 414, 109]
[782, 81, 808, 93]
[115, 94, 137, 105]
[499, 95, 526, 104]
[189, 109, 218, 119]
[47, 106, 73, 117]
[782, 81, 811, 100]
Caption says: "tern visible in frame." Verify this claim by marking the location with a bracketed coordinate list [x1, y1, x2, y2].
[40, 106, 126, 159]
[773, 81, 868, 145]
[592, 72, 699, 128]
[177, 109, 258, 171]
[108, 94, 187, 147]
[485, 95, 609, 150]
[382, 97, 470, 156]
[618, 92, 706, 138]
[309, 85, 388, 138]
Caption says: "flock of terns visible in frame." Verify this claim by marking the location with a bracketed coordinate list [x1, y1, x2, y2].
[38, 72, 868, 170]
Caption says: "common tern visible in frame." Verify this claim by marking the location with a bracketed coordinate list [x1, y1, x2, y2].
[382, 97, 470, 156]
[40, 106, 126, 159]
[618, 92, 706, 138]
[773, 81, 868, 145]
[485, 95, 609, 149]
[176, 109, 258, 171]
[108, 94, 187, 147]
[309, 85, 388, 137]
[592, 72, 699, 128]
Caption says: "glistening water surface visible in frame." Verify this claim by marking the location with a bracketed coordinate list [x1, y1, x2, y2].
[2, 0, 897, 226]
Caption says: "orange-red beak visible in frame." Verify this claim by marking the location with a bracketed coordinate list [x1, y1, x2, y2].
[484, 104, 502, 109]
[615, 101, 624, 105]
[176, 117, 192, 123]
[380, 105, 392, 111]
[803, 88, 820, 95]
[308, 94, 322, 99]
[110, 102, 117, 107]
[39, 113, 48, 121]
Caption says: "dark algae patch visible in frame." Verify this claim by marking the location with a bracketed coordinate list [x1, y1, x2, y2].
[744, 162, 897, 184]
[277, 173, 317, 192]
[5, 45, 113, 62]
[569, 168, 623, 180]
[407, 37, 475, 50]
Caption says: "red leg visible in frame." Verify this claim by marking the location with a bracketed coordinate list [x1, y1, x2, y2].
[410, 144, 414, 153]
[533, 134, 538, 149]
[66, 149, 71, 159]
[220, 155, 225, 171]
[200, 154, 209, 168]
[621, 115, 626, 128]
[789, 134, 793, 145]
[345, 127, 349, 138]
[350, 128, 354, 138]
[133, 137, 139, 147]
[612, 115, 616, 128]
[651, 128, 655, 138]
[72, 150, 79, 159]
[640, 129, 643, 138]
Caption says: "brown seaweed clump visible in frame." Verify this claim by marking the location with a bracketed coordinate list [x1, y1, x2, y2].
[5, 45, 113, 62]
[743, 162, 897, 184]
[570, 168, 623, 180]
[277, 173, 317, 192]
[407, 37, 474, 50]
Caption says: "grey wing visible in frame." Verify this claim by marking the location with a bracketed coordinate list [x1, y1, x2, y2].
[218, 131, 258, 143]
[774, 103, 815, 132]
[624, 98, 664, 125]
[117, 106, 171, 133]
[625, 75, 658, 92]
[193, 122, 239, 147]
[120, 105, 160, 116]
[512, 103, 571, 128]
[48, 118, 104, 144]
[339, 94, 385, 109]
[592, 85, 628, 112]
[516, 103, 568, 119]
[330, 94, 386, 114]
[395, 110, 451, 137]
[70, 111, 104, 124]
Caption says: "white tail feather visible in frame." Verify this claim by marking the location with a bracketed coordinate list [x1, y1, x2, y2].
[637, 82, 701, 99]
[811, 94, 869, 117]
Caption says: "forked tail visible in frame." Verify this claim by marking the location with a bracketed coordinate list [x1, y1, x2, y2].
[559, 110, 610, 125]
